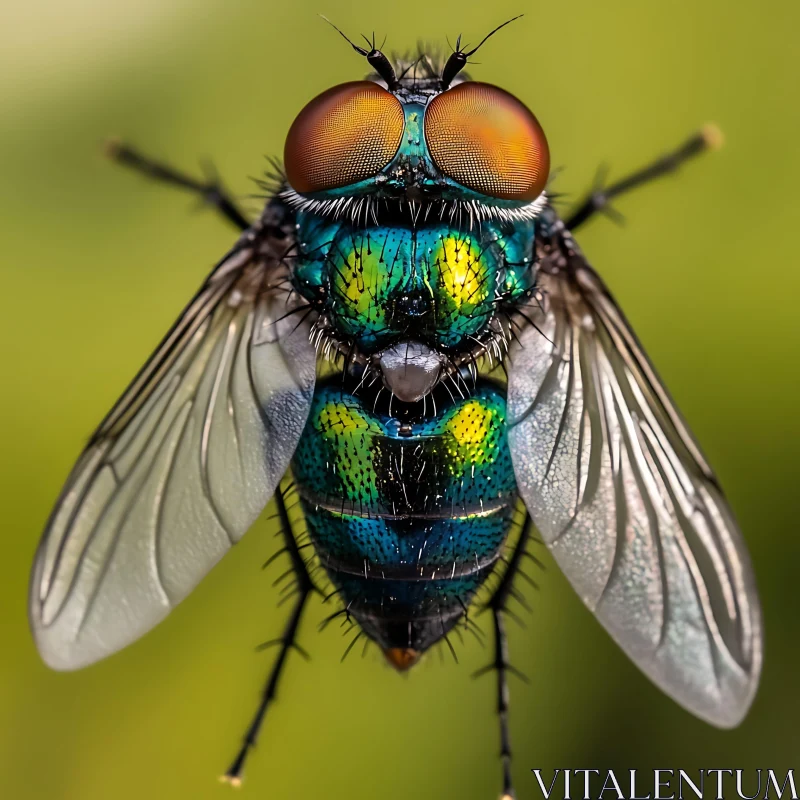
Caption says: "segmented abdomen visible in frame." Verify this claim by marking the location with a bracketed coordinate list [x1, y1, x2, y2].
[291, 379, 517, 653]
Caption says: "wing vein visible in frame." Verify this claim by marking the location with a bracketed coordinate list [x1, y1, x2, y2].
[76, 400, 195, 634]
[508, 218, 761, 726]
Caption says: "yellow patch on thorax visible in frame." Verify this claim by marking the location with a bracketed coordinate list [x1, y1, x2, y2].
[435, 235, 487, 312]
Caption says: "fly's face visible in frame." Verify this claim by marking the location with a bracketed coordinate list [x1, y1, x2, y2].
[282, 78, 549, 205]
[282, 71, 550, 400]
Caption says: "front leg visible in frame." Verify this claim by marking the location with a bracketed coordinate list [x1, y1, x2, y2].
[565, 125, 723, 231]
[106, 140, 251, 231]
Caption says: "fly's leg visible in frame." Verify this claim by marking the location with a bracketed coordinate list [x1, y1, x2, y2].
[565, 125, 723, 231]
[221, 485, 317, 787]
[475, 514, 534, 800]
[105, 140, 251, 231]
[488, 609, 515, 800]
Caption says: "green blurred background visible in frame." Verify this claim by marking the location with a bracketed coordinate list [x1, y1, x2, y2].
[2, 1, 799, 798]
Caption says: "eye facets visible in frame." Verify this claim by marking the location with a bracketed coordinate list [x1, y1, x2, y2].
[284, 81, 404, 193]
[425, 82, 550, 201]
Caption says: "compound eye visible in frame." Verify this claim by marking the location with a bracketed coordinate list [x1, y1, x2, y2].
[284, 81, 404, 194]
[425, 82, 550, 201]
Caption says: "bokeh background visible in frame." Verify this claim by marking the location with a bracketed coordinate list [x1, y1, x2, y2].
[2, 1, 799, 798]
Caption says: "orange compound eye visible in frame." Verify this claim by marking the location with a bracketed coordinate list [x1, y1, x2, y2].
[425, 82, 550, 201]
[284, 81, 404, 194]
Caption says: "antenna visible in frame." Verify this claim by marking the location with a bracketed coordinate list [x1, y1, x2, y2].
[440, 15, 523, 89]
[320, 16, 399, 90]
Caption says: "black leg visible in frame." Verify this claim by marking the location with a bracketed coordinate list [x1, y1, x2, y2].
[221, 485, 317, 786]
[565, 125, 723, 231]
[491, 609, 515, 800]
[475, 514, 534, 800]
[105, 140, 251, 231]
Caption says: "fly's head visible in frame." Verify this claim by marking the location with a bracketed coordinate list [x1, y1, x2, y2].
[280, 20, 550, 402]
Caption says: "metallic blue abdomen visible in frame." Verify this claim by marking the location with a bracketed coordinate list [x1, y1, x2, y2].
[291, 380, 517, 654]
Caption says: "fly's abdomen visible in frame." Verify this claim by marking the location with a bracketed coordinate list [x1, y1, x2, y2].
[291, 379, 517, 659]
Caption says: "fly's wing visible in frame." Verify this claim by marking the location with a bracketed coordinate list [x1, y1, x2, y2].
[507, 218, 762, 727]
[29, 223, 316, 671]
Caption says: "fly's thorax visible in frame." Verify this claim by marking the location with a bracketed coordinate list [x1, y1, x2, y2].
[292, 211, 537, 357]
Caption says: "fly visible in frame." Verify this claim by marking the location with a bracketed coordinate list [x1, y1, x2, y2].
[29, 16, 762, 800]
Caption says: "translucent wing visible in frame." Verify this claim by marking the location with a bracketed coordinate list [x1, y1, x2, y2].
[507, 217, 762, 727]
[29, 225, 316, 671]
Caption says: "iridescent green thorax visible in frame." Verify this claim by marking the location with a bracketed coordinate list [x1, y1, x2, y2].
[293, 212, 536, 353]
